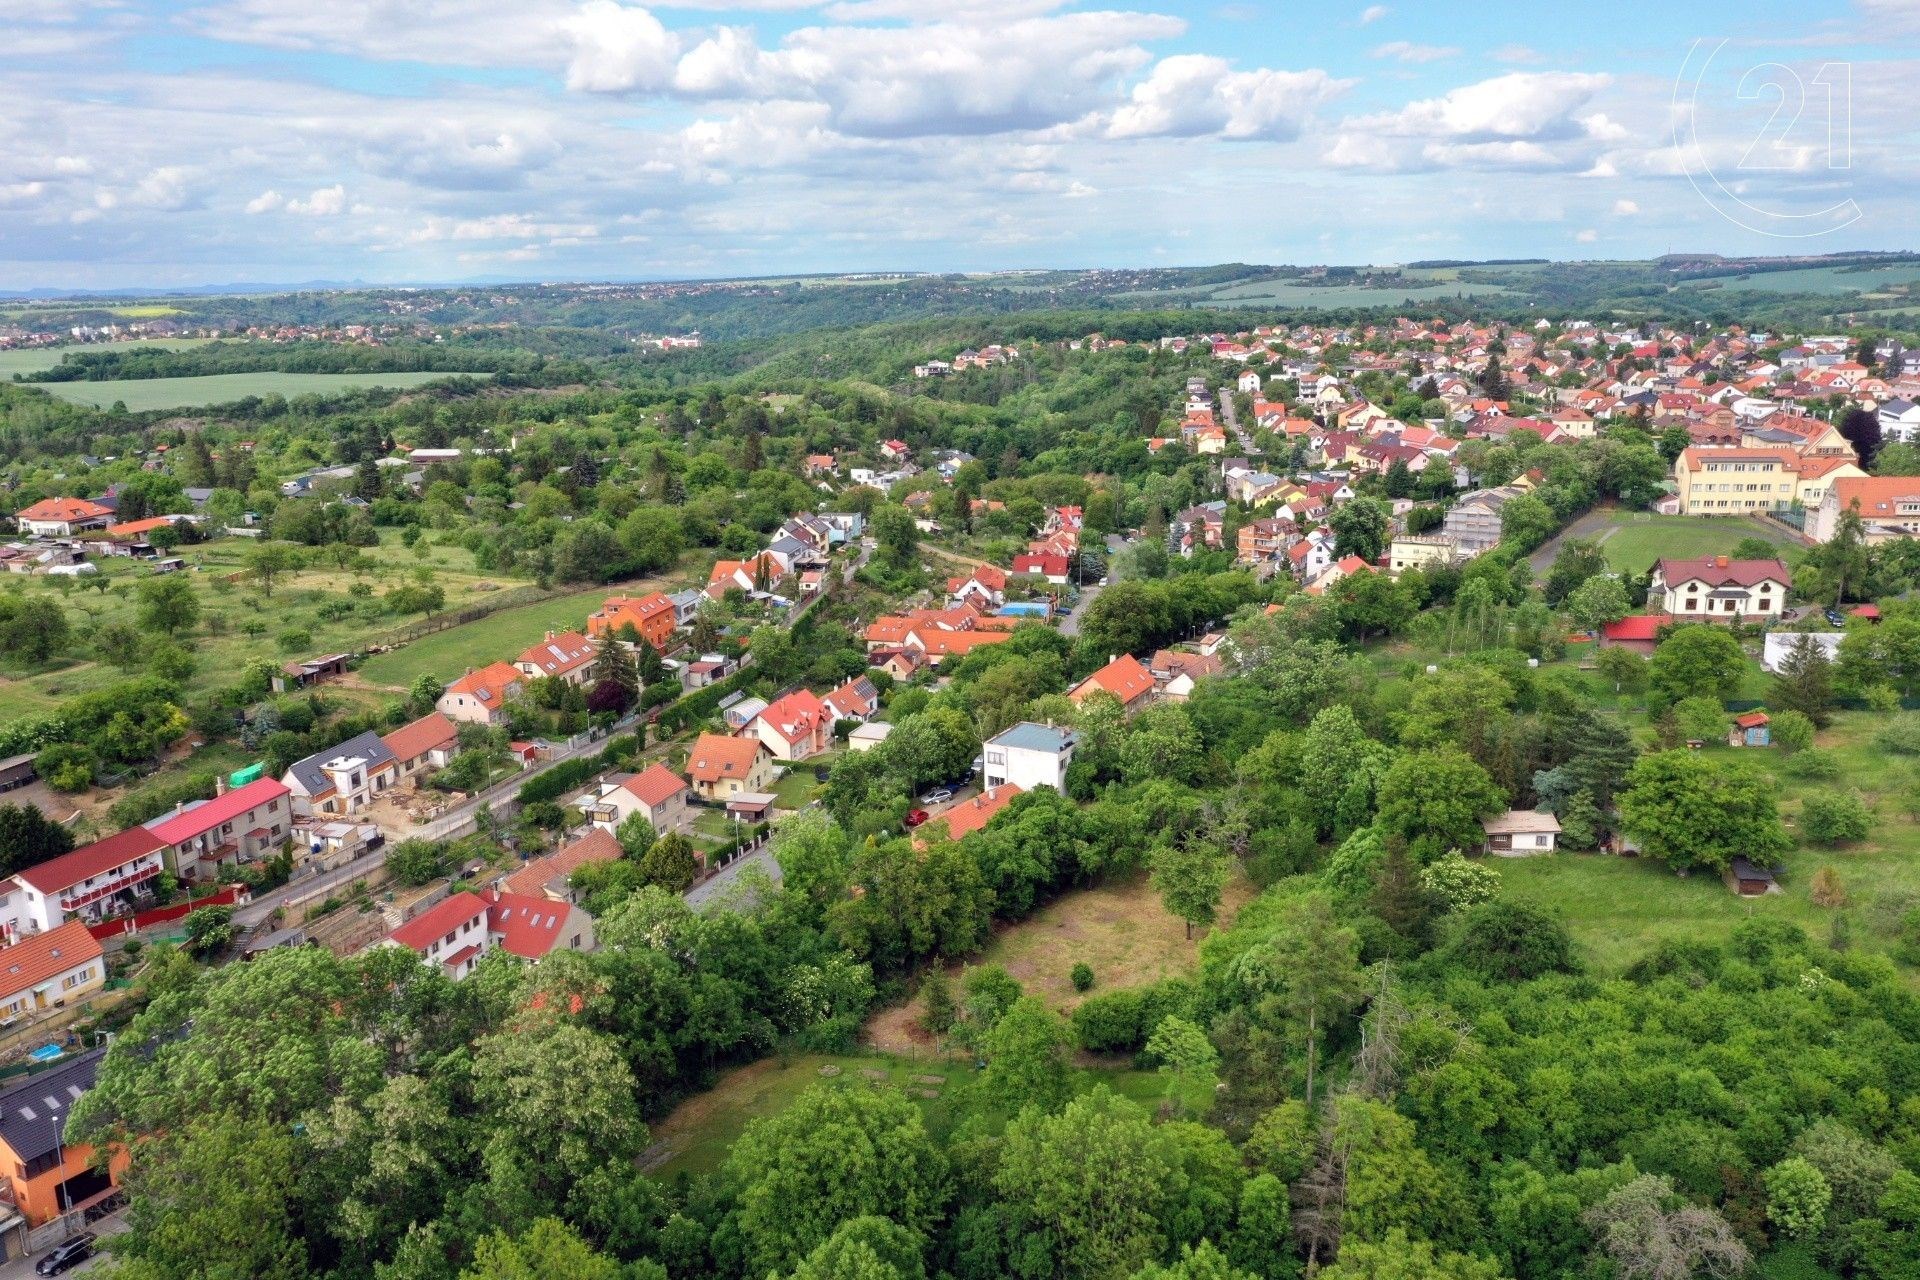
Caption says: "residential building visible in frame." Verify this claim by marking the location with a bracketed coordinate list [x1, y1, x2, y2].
[145, 776, 292, 880]
[585, 592, 678, 651]
[581, 763, 691, 836]
[748, 689, 833, 761]
[1671, 447, 1799, 515]
[437, 662, 525, 726]
[501, 827, 623, 902]
[983, 722, 1077, 792]
[281, 730, 399, 818]
[386, 888, 595, 979]
[1808, 475, 1920, 543]
[684, 733, 776, 801]
[1387, 534, 1457, 576]
[514, 630, 597, 686]
[1481, 810, 1561, 856]
[1650, 556, 1791, 620]
[382, 712, 459, 781]
[1147, 650, 1224, 701]
[1068, 654, 1157, 713]
[13, 497, 114, 537]
[1442, 486, 1522, 556]
[822, 676, 880, 725]
[0, 826, 168, 938]
[0, 923, 104, 1027]
[931, 784, 1024, 841]
[1011, 553, 1070, 583]
[1236, 518, 1294, 566]
[0, 1046, 127, 1230]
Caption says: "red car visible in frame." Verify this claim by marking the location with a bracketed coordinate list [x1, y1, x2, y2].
[904, 809, 930, 829]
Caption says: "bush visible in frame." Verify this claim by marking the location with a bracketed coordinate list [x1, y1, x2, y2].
[1784, 749, 1841, 781]
[1446, 900, 1577, 982]
[1070, 978, 1193, 1054]
[276, 629, 313, 654]
[34, 741, 95, 793]
[1875, 716, 1920, 754]
[1070, 962, 1094, 993]
[1801, 792, 1870, 846]
[386, 839, 450, 887]
[1770, 710, 1816, 753]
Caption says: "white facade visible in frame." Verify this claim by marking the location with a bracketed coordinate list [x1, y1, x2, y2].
[982, 722, 1077, 792]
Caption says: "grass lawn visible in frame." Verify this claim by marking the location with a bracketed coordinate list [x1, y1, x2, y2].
[770, 764, 826, 808]
[1597, 514, 1803, 576]
[643, 1051, 1210, 1179]
[0, 338, 211, 380]
[1498, 710, 1920, 971]
[26, 370, 492, 411]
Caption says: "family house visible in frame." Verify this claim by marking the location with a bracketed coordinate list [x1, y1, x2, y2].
[386, 889, 594, 980]
[685, 733, 776, 801]
[930, 784, 1024, 841]
[1808, 475, 1920, 544]
[282, 730, 400, 819]
[581, 764, 691, 836]
[1481, 810, 1561, 856]
[1069, 654, 1157, 714]
[514, 630, 597, 687]
[0, 826, 168, 938]
[1650, 556, 1791, 620]
[748, 689, 832, 761]
[145, 776, 291, 880]
[0, 1045, 127, 1231]
[983, 722, 1076, 792]
[586, 593, 678, 651]
[0, 923, 105, 1027]
[382, 712, 460, 781]
[13, 497, 114, 538]
[437, 663, 525, 727]
[1147, 650, 1224, 701]
[1011, 553, 1070, 584]
[822, 676, 880, 725]
[500, 827, 623, 902]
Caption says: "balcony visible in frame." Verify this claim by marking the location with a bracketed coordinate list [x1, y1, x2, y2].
[58, 862, 161, 913]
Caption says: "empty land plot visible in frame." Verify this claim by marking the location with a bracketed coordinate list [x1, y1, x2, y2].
[27, 370, 490, 410]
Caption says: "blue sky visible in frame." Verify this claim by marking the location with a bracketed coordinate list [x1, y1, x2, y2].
[1, 0, 1914, 289]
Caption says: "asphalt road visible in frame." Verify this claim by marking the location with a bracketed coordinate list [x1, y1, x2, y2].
[1060, 581, 1104, 637]
[1526, 506, 1622, 575]
[1218, 388, 1257, 455]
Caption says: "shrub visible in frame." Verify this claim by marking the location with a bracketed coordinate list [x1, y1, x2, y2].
[276, 628, 313, 654]
[1418, 851, 1500, 912]
[1070, 962, 1094, 993]
[1770, 710, 1815, 753]
[34, 742, 95, 793]
[1785, 749, 1842, 781]
[1070, 978, 1194, 1054]
[1446, 900, 1577, 982]
[1801, 792, 1870, 846]
[1875, 715, 1920, 754]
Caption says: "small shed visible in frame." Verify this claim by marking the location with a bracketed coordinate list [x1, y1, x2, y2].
[1725, 857, 1781, 896]
[1481, 810, 1562, 856]
[849, 721, 894, 753]
[0, 753, 36, 793]
[726, 792, 778, 823]
[1728, 711, 1771, 748]
[273, 653, 353, 693]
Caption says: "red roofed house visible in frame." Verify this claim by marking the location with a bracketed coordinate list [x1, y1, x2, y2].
[1069, 654, 1157, 713]
[386, 888, 595, 980]
[500, 827, 622, 902]
[929, 784, 1024, 842]
[946, 565, 1008, 609]
[0, 922, 105, 1024]
[0, 826, 168, 938]
[382, 712, 459, 782]
[14, 497, 114, 538]
[1597, 614, 1673, 656]
[1650, 556, 1791, 620]
[822, 676, 880, 725]
[515, 630, 597, 687]
[387, 892, 493, 979]
[437, 662, 526, 726]
[586, 592, 678, 651]
[145, 776, 292, 881]
[580, 763, 691, 836]
[1012, 553, 1071, 584]
[748, 689, 832, 762]
[684, 733, 775, 801]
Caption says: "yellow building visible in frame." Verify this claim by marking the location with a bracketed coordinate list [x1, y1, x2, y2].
[1387, 534, 1458, 576]
[1670, 448, 1860, 515]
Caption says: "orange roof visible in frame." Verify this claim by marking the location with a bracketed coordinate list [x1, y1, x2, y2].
[1070, 654, 1156, 706]
[754, 689, 828, 746]
[15, 496, 113, 524]
[444, 662, 522, 705]
[517, 630, 596, 677]
[685, 733, 766, 784]
[935, 784, 1024, 841]
[483, 888, 574, 959]
[389, 891, 488, 952]
[382, 712, 457, 762]
[1828, 475, 1920, 517]
[912, 629, 1013, 658]
[0, 922, 102, 1001]
[103, 515, 188, 539]
[586, 593, 675, 639]
[621, 762, 689, 808]
[502, 827, 622, 897]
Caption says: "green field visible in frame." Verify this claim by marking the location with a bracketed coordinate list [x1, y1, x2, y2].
[1679, 263, 1920, 297]
[1596, 514, 1804, 575]
[355, 588, 611, 690]
[1117, 275, 1514, 308]
[26, 370, 490, 411]
[0, 338, 213, 380]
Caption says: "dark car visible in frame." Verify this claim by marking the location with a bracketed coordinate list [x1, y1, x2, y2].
[904, 809, 930, 829]
[1824, 608, 1848, 627]
[36, 1233, 95, 1276]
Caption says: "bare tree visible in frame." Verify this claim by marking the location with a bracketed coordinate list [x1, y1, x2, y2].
[1581, 1174, 1752, 1280]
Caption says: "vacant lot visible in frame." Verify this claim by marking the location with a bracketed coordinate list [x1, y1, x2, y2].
[1596, 514, 1803, 575]
[0, 338, 212, 380]
[27, 370, 489, 410]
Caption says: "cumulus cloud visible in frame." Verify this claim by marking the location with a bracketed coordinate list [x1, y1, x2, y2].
[1371, 41, 1459, 63]
[1575, 228, 1598, 242]
[1612, 198, 1639, 214]
[245, 190, 284, 213]
[287, 184, 347, 215]
[560, 0, 680, 92]
[1108, 55, 1348, 141]
[1357, 71, 1613, 140]
[1358, 4, 1388, 22]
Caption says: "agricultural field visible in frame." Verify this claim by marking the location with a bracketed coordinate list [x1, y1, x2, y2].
[27, 369, 491, 410]
[1595, 513, 1804, 574]
[1117, 274, 1515, 308]
[1680, 263, 1920, 297]
[0, 337, 213, 380]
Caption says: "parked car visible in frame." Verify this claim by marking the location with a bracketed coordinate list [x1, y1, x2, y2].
[904, 809, 930, 829]
[920, 787, 955, 806]
[1824, 608, 1848, 627]
[36, 1233, 95, 1276]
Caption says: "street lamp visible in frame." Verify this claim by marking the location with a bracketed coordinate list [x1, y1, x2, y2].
[46, 1097, 67, 1218]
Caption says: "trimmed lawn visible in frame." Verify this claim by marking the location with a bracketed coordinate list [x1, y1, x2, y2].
[770, 765, 826, 808]
[1598, 514, 1803, 576]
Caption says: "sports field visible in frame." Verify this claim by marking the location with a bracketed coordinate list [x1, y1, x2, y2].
[1597, 513, 1803, 574]
[27, 369, 490, 410]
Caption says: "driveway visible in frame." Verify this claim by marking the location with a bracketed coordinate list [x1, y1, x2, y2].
[1526, 506, 1621, 574]
[1059, 581, 1104, 638]
[0, 1208, 126, 1279]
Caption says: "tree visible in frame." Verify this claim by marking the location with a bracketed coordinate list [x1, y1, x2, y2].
[1135, 1241, 1264, 1280]
[982, 995, 1073, 1112]
[789, 1217, 928, 1280]
[1593, 644, 1647, 697]
[1765, 1157, 1832, 1240]
[1318, 1230, 1506, 1280]
[1618, 750, 1791, 873]
[1146, 1015, 1219, 1116]
[1672, 695, 1726, 744]
[1331, 498, 1390, 564]
[722, 1082, 948, 1277]
[1566, 575, 1630, 634]
[1151, 837, 1231, 940]
[872, 504, 919, 573]
[0, 803, 74, 875]
[1772, 632, 1837, 726]
[137, 574, 201, 637]
[1544, 538, 1610, 606]
[1446, 900, 1576, 981]
[1806, 504, 1869, 606]
[183, 904, 236, 958]
[245, 541, 297, 597]
[1771, 708, 1816, 752]
[461, 1218, 623, 1280]
[772, 808, 854, 915]
[1839, 404, 1883, 468]
[1499, 494, 1559, 552]
[407, 673, 445, 714]
[1375, 747, 1507, 856]
[1646, 625, 1746, 711]
[1261, 894, 1365, 1106]
[1418, 851, 1499, 912]
[1580, 1174, 1750, 1280]
[384, 839, 449, 886]
[638, 832, 699, 892]
[1801, 791, 1870, 845]
[0, 594, 70, 665]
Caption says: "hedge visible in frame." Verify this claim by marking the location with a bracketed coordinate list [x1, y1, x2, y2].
[1070, 977, 1195, 1054]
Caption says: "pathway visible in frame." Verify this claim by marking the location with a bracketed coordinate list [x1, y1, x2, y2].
[1218, 387, 1257, 455]
[1526, 506, 1621, 574]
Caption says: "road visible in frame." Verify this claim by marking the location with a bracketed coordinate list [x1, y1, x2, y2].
[0, 1208, 125, 1279]
[1526, 506, 1621, 575]
[1059, 581, 1104, 638]
[1218, 388, 1257, 456]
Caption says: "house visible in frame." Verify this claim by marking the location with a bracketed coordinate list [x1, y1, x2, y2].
[387, 889, 595, 978]
[437, 662, 526, 726]
[684, 733, 776, 801]
[705, 554, 789, 600]
[13, 497, 114, 538]
[585, 593, 678, 651]
[930, 784, 1024, 841]
[1011, 553, 1071, 584]
[685, 653, 737, 689]
[1481, 810, 1561, 856]
[748, 689, 832, 761]
[1650, 556, 1791, 620]
[389, 892, 490, 978]
[281, 730, 400, 818]
[1069, 654, 1157, 713]
[1808, 475, 1920, 544]
[145, 776, 292, 880]
[0, 1045, 127, 1230]
[272, 653, 352, 693]
[1387, 534, 1456, 576]
[983, 722, 1076, 792]
[1598, 614, 1672, 655]
[515, 630, 597, 686]
[946, 565, 1008, 609]
[1147, 650, 1224, 701]
[1729, 711, 1772, 747]
[822, 676, 880, 725]
[667, 588, 705, 625]
[1725, 857, 1782, 896]
[0, 826, 168, 938]
[849, 721, 894, 752]
[0, 922, 105, 1029]
[1442, 486, 1522, 556]
[382, 712, 459, 781]
[501, 827, 623, 902]
[583, 763, 691, 836]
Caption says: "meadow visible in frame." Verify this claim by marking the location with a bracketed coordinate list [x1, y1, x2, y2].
[1680, 263, 1920, 297]
[1594, 512, 1805, 574]
[0, 338, 212, 380]
[1117, 275, 1515, 308]
[26, 370, 490, 411]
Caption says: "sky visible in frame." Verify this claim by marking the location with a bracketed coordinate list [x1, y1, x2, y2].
[1, 0, 1916, 290]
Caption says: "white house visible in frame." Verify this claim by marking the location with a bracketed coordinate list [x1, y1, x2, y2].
[1481, 810, 1561, 856]
[982, 722, 1077, 792]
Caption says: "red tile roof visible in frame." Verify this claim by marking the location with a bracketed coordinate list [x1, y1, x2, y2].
[381, 712, 458, 763]
[516, 630, 596, 678]
[388, 891, 488, 952]
[935, 784, 1024, 841]
[754, 689, 828, 747]
[1656, 557, 1790, 588]
[0, 922, 102, 1002]
[622, 763, 689, 808]
[146, 777, 290, 845]
[502, 828, 622, 898]
[1070, 654, 1156, 706]
[1601, 614, 1673, 643]
[686, 733, 766, 784]
[483, 889, 573, 959]
[14, 826, 167, 895]
[14, 497, 112, 524]
[444, 662, 523, 706]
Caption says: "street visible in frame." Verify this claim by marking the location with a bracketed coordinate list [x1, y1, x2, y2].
[1218, 387, 1257, 456]
[1059, 580, 1103, 637]
[0, 1209, 125, 1279]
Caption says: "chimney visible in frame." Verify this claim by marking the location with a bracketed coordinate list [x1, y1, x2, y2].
[545, 630, 555, 641]
[214, 775, 228, 796]
[1715, 555, 1729, 568]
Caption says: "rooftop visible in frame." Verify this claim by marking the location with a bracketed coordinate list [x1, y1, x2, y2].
[988, 721, 1076, 753]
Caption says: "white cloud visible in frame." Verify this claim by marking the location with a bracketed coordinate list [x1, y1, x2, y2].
[128, 166, 192, 210]
[561, 0, 680, 92]
[0, 182, 47, 207]
[286, 183, 347, 215]
[1356, 72, 1612, 140]
[1421, 139, 1558, 168]
[1108, 55, 1348, 141]
[1371, 41, 1459, 63]
[1575, 228, 1598, 242]
[245, 190, 284, 213]
[1358, 4, 1388, 22]
[1612, 198, 1639, 215]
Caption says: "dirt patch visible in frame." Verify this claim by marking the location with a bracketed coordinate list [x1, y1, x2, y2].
[863, 872, 1256, 1054]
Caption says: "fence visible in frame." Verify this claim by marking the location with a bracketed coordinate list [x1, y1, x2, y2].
[85, 885, 247, 942]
